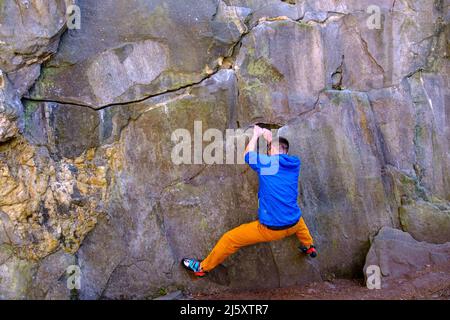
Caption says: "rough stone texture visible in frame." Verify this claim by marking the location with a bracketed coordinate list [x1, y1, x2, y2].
[0, 0, 73, 93]
[0, 0, 449, 299]
[279, 90, 395, 277]
[29, 0, 250, 108]
[28, 250, 75, 300]
[364, 227, 450, 288]
[399, 200, 450, 244]
[235, 20, 326, 124]
[0, 244, 36, 300]
[0, 136, 112, 260]
[0, 70, 23, 143]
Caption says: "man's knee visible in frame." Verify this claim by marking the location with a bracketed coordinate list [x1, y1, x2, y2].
[221, 230, 237, 246]
[220, 228, 247, 251]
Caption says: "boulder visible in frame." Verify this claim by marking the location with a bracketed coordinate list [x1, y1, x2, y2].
[399, 200, 450, 244]
[0, 0, 448, 300]
[364, 227, 450, 283]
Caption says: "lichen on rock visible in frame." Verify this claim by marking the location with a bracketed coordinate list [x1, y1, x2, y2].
[0, 136, 118, 260]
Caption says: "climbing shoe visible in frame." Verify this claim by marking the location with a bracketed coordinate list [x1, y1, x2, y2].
[299, 245, 318, 258]
[181, 258, 206, 277]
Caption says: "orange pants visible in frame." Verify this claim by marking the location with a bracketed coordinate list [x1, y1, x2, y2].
[200, 217, 313, 272]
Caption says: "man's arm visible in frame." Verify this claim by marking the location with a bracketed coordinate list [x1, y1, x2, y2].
[245, 125, 264, 154]
[263, 128, 272, 143]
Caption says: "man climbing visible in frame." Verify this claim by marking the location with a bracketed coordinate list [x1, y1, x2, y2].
[182, 125, 317, 277]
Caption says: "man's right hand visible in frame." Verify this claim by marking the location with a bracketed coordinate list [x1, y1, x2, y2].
[246, 125, 265, 154]
[252, 125, 265, 138]
[262, 129, 273, 143]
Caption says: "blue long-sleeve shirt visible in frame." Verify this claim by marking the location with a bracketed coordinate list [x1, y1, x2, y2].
[245, 151, 302, 228]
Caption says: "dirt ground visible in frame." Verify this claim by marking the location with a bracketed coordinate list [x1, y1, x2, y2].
[193, 264, 450, 300]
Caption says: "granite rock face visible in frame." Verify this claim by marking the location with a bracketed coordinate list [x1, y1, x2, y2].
[364, 227, 450, 287]
[0, 0, 74, 94]
[399, 200, 450, 244]
[29, 0, 250, 107]
[0, 70, 22, 143]
[0, 0, 449, 299]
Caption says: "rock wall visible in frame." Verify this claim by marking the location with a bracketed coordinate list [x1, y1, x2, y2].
[0, 0, 449, 299]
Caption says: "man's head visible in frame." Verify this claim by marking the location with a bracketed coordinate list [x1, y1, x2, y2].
[267, 137, 289, 156]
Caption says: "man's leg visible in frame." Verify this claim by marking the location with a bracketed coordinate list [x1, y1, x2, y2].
[200, 221, 284, 272]
[294, 217, 317, 257]
[295, 217, 314, 246]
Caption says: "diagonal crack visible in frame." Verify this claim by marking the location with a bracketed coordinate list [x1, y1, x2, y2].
[268, 243, 281, 288]
[22, 11, 259, 112]
[300, 12, 347, 26]
[23, 71, 224, 112]
[21, 13, 347, 113]
[391, 0, 397, 12]
[357, 32, 385, 74]
[98, 256, 126, 299]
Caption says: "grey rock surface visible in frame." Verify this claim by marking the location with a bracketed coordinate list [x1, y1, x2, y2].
[0, 0, 448, 299]
[364, 227, 450, 284]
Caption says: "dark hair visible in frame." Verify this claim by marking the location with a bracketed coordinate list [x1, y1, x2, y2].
[267, 137, 290, 154]
[278, 137, 290, 154]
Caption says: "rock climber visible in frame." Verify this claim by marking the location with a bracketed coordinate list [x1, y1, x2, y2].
[182, 125, 317, 277]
